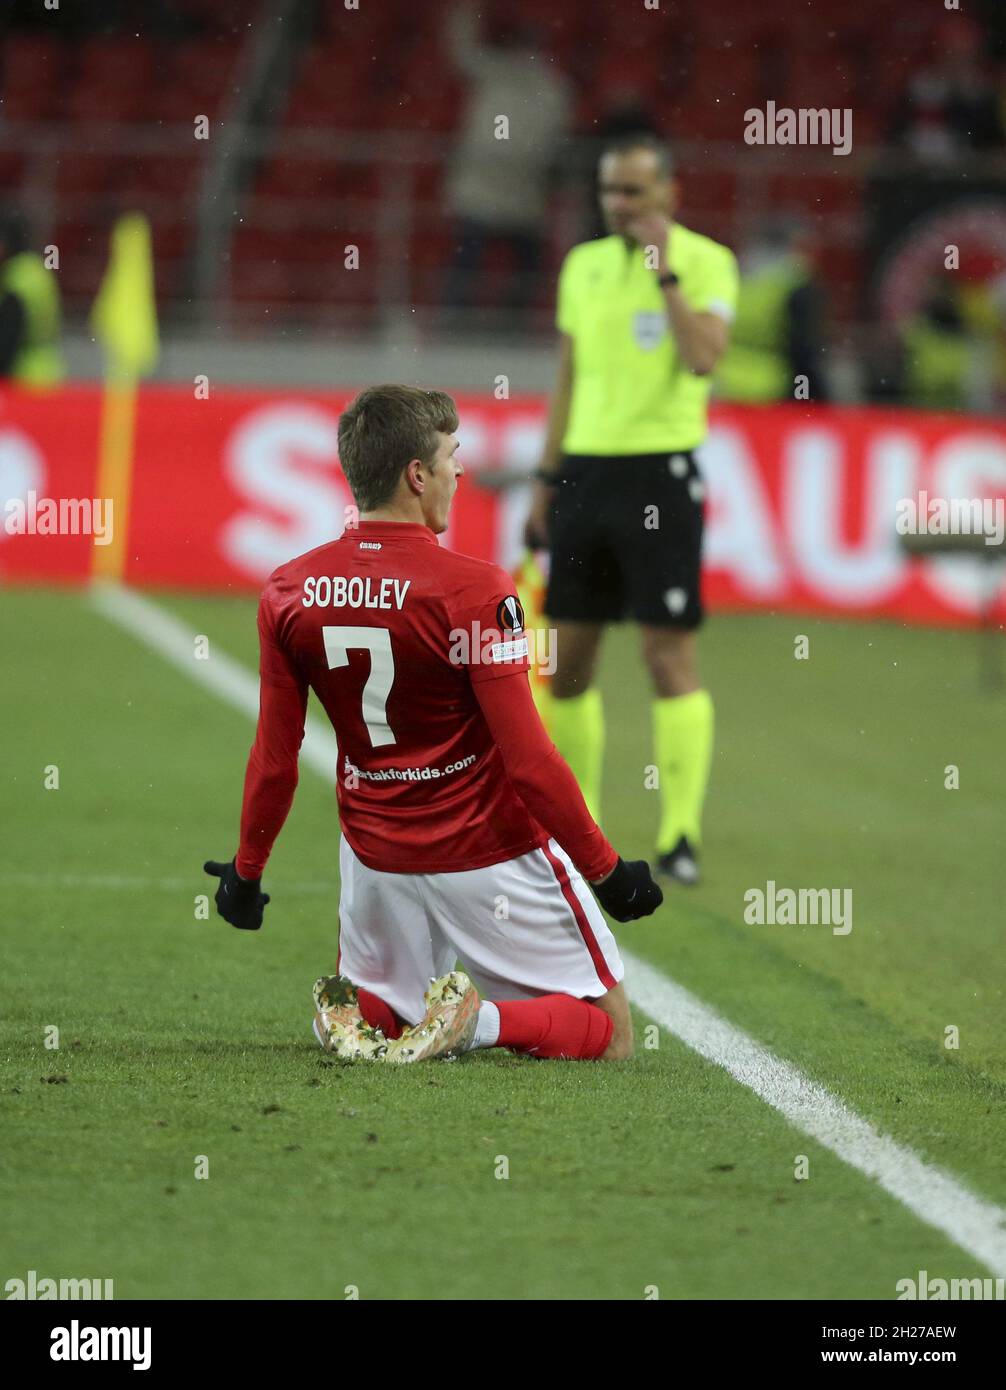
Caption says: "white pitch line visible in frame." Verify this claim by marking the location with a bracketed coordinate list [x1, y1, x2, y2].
[89, 579, 340, 778]
[91, 580, 1006, 1276]
[623, 951, 1006, 1276]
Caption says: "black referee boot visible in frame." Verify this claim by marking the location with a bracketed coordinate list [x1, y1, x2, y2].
[655, 835, 701, 886]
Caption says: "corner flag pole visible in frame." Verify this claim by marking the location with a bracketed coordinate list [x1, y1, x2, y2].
[90, 214, 159, 583]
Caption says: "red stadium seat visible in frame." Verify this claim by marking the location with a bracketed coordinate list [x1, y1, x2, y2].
[110, 154, 202, 205]
[53, 154, 117, 197]
[676, 169, 740, 226]
[0, 151, 26, 188]
[75, 35, 156, 76]
[407, 229, 456, 304]
[64, 79, 149, 123]
[764, 172, 862, 221]
[1, 33, 65, 89]
[257, 158, 338, 200]
[230, 257, 295, 306]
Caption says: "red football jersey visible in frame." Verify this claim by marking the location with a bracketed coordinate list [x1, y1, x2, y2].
[247, 520, 552, 873]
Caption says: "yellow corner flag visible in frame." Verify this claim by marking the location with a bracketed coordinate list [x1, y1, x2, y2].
[90, 213, 159, 582]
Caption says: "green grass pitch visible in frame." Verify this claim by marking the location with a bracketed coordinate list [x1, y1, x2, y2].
[2, 586, 1003, 1299]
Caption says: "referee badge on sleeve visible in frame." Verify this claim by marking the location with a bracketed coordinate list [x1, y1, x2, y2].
[633, 311, 667, 351]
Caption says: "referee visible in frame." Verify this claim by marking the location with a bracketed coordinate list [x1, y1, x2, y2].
[525, 133, 738, 885]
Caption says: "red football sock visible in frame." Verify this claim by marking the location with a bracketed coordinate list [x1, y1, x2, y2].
[357, 988, 404, 1040]
[496, 994, 613, 1060]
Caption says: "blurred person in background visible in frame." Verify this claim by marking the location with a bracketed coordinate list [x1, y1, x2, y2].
[715, 216, 830, 404]
[897, 272, 1006, 413]
[988, 271, 1006, 410]
[898, 278, 973, 411]
[0, 210, 63, 388]
[443, 3, 572, 328]
[890, 14, 1004, 163]
[525, 133, 737, 887]
[577, 94, 663, 242]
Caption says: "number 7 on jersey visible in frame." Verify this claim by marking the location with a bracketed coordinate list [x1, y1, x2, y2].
[322, 626, 396, 747]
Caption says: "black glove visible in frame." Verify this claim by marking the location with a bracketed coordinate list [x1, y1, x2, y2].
[203, 859, 270, 931]
[591, 858, 663, 922]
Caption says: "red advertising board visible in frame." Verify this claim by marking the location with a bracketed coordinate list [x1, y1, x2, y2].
[2, 383, 1005, 625]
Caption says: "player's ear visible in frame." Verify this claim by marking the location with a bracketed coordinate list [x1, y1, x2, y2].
[405, 457, 425, 494]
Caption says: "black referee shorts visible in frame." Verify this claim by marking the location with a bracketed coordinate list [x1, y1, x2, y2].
[545, 451, 706, 629]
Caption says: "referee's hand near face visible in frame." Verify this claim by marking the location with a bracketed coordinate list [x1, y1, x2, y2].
[526, 132, 739, 887]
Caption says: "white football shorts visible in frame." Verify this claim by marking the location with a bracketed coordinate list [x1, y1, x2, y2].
[336, 834, 624, 1025]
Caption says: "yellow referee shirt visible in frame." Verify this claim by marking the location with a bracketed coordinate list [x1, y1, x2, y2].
[557, 223, 739, 455]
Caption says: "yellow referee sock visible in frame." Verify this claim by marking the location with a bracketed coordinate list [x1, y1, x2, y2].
[653, 689, 714, 853]
[548, 688, 604, 823]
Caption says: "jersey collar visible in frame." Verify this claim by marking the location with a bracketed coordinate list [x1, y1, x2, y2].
[352, 520, 439, 544]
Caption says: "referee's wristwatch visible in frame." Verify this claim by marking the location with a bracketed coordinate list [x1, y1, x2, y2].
[657, 270, 680, 288]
